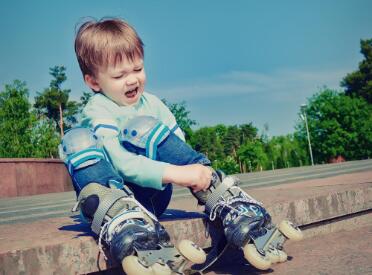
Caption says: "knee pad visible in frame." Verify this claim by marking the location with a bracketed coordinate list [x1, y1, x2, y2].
[59, 127, 107, 174]
[76, 183, 155, 235]
[119, 116, 170, 160]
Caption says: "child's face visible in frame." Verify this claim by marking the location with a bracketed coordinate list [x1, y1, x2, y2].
[85, 55, 146, 106]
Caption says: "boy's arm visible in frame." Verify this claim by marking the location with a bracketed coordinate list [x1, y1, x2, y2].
[149, 94, 212, 191]
[102, 129, 211, 192]
[101, 129, 211, 191]
[163, 164, 212, 192]
[102, 135, 168, 189]
[82, 107, 169, 190]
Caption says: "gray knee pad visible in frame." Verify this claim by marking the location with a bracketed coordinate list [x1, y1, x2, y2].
[119, 116, 171, 160]
[59, 127, 106, 175]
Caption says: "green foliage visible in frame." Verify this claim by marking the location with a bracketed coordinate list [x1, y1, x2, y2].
[341, 38, 372, 104]
[223, 126, 240, 157]
[0, 80, 60, 158]
[190, 126, 225, 161]
[0, 80, 34, 157]
[162, 99, 196, 141]
[239, 123, 258, 144]
[191, 123, 268, 173]
[238, 139, 268, 171]
[265, 134, 308, 169]
[80, 91, 92, 107]
[295, 88, 372, 162]
[34, 66, 79, 136]
[30, 119, 61, 158]
[212, 156, 240, 175]
[189, 121, 309, 173]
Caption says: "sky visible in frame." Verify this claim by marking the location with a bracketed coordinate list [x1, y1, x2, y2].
[1, 0, 371, 136]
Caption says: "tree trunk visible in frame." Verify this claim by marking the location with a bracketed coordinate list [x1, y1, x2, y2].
[59, 104, 64, 137]
[239, 158, 243, 173]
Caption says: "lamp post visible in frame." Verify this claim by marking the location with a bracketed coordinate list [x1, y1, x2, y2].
[300, 104, 314, 166]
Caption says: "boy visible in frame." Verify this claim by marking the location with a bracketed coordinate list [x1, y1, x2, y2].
[60, 18, 301, 274]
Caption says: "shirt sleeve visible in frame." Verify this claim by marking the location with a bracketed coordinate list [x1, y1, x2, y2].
[81, 100, 169, 190]
[151, 95, 186, 142]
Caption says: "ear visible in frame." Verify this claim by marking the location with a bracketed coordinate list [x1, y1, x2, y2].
[84, 74, 101, 92]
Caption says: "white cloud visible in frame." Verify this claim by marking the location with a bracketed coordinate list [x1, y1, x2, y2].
[152, 67, 349, 103]
[149, 67, 351, 136]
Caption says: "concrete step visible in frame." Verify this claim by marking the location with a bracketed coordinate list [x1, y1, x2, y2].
[1, 159, 372, 225]
[0, 171, 371, 275]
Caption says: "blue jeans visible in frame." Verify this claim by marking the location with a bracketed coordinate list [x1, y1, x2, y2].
[122, 132, 211, 166]
[71, 160, 172, 217]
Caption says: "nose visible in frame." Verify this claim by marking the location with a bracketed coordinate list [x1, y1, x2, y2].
[126, 74, 138, 86]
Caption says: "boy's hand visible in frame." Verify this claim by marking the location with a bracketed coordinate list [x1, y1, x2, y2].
[163, 164, 212, 192]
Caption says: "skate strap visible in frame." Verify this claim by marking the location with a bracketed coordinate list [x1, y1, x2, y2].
[105, 210, 147, 241]
[205, 176, 237, 213]
[91, 190, 128, 235]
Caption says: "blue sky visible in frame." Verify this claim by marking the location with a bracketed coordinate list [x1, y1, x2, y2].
[1, 0, 371, 136]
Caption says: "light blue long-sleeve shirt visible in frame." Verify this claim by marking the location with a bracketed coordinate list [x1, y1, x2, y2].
[81, 92, 185, 190]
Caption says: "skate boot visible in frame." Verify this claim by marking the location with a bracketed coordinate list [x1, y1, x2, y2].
[203, 173, 303, 270]
[75, 182, 206, 275]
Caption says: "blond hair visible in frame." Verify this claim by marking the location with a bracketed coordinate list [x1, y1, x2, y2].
[75, 18, 144, 77]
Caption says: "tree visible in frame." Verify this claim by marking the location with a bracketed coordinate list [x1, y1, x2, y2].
[223, 126, 240, 157]
[295, 88, 372, 163]
[79, 91, 92, 107]
[190, 123, 260, 172]
[34, 66, 79, 136]
[239, 123, 258, 144]
[212, 156, 240, 175]
[191, 126, 224, 161]
[162, 99, 196, 141]
[265, 134, 308, 169]
[30, 119, 61, 158]
[341, 38, 372, 104]
[0, 80, 60, 158]
[0, 80, 34, 157]
[238, 139, 268, 172]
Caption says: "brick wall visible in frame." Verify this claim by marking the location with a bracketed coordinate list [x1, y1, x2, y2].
[0, 159, 73, 198]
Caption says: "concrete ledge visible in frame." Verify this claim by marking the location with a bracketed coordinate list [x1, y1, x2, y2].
[0, 174, 371, 275]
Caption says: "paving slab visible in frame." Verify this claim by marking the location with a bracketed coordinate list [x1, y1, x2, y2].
[205, 225, 372, 275]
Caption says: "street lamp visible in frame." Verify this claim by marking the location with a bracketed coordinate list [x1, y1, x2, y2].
[300, 104, 314, 166]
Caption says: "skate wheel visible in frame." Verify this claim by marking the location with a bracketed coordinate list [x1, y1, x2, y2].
[178, 239, 206, 264]
[122, 255, 153, 275]
[277, 250, 288, 262]
[266, 249, 280, 264]
[152, 262, 172, 275]
[243, 243, 271, 270]
[278, 220, 303, 241]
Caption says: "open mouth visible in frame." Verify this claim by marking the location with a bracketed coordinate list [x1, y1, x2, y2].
[125, 87, 138, 98]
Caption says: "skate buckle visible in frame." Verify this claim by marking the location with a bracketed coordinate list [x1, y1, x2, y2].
[253, 227, 286, 253]
[135, 245, 184, 267]
[71, 201, 80, 212]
